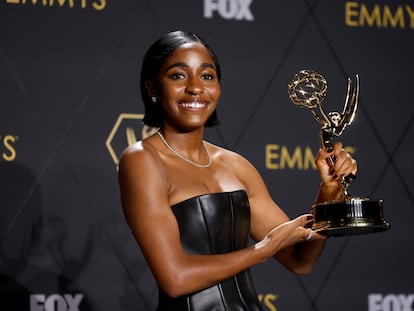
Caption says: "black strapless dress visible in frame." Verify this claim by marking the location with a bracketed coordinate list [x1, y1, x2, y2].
[156, 190, 264, 311]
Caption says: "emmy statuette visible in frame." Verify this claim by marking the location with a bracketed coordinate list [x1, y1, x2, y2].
[287, 70, 390, 237]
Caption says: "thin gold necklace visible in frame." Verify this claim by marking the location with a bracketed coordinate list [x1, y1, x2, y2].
[156, 131, 212, 168]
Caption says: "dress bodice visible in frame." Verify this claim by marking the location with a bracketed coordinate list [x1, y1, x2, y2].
[156, 190, 264, 311]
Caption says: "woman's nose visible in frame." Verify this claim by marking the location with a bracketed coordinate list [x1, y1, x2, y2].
[185, 78, 204, 95]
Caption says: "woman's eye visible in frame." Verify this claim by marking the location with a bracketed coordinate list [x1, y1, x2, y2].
[170, 73, 186, 80]
[202, 73, 215, 80]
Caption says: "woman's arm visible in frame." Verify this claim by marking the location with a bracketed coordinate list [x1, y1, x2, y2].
[118, 141, 311, 297]
[240, 142, 357, 274]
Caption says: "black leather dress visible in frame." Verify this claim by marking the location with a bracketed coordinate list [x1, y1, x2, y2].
[156, 190, 264, 311]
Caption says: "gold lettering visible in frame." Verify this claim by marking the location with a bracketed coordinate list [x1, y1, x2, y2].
[92, 0, 106, 10]
[48, 0, 75, 7]
[263, 293, 278, 311]
[303, 146, 317, 170]
[383, 5, 405, 28]
[280, 146, 302, 170]
[348, 2, 412, 29]
[345, 2, 359, 27]
[344, 146, 356, 155]
[265, 145, 322, 170]
[3, 135, 17, 162]
[265, 144, 280, 169]
[406, 5, 414, 28]
[360, 4, 382, 27]
[21, 0, 47, 4]
[6, 0, 106, 9]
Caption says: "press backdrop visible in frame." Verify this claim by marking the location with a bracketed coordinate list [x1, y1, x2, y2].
[1, 1, 413, 310]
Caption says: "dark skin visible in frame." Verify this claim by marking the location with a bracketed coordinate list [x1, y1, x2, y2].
[118, 43, 357, 298]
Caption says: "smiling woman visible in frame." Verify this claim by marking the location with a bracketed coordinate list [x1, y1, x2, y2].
[148, 42, 221, 133]
[140, 32, 221, 129]
[117, 30, 358, 311]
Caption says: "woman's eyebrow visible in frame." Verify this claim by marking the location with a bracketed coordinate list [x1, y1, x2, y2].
[200, 63, 216, 70]
[164, 62, 187, 72]
[164, 62, 216, 73]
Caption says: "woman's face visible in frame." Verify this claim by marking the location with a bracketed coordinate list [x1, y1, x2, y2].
[153, 42, 221, 131]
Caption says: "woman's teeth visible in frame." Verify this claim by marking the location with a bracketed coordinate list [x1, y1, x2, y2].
[181, 102, 205, 109]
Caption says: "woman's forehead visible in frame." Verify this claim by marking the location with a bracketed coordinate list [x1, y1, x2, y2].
[165, 43, 214, 64]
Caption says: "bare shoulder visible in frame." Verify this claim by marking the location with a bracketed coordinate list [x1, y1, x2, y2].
[118, 136, 166, 185]
[120, 136, 159, 166]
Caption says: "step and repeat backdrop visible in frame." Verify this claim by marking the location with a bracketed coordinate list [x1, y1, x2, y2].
[1, 0, 413, 310]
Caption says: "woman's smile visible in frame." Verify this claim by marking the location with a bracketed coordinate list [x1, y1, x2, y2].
[178, 100, 209, 110]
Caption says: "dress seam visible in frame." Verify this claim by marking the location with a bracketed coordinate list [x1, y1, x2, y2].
[198, 197, 215, 254]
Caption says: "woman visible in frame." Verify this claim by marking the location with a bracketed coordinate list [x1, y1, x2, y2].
[118, 30, 357, 310]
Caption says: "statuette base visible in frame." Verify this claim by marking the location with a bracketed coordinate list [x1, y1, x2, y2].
[311, 197, 390, 237]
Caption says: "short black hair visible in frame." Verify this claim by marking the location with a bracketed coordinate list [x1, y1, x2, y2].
[140, 30, 221, 127]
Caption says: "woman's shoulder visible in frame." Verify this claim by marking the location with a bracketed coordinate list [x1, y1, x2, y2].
[119, 136, 162, 170]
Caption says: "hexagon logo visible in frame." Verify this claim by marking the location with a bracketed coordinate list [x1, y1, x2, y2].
[105, 113, 158, 168]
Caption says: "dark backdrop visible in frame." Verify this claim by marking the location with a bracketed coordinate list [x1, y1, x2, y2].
[1, 1, 413, 310]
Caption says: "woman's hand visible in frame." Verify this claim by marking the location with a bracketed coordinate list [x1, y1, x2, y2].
[315, 141, 357, 186]
[254, 214, 326, 262]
